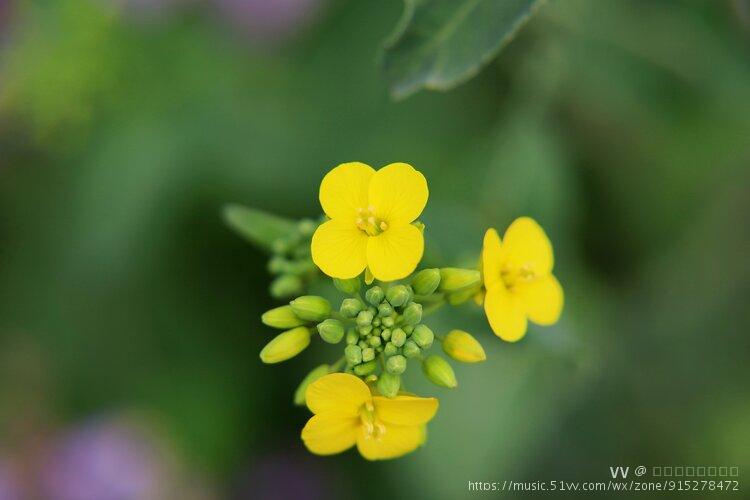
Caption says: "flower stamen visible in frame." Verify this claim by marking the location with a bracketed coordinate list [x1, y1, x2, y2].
[355, 206, 388, 236]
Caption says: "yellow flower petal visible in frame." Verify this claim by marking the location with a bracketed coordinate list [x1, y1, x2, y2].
[481, 228, 504, 290]
[319, 162, 374, 222]
[366, 223, 424, 282]
[484, 287, 527, 342]
[372, 396, 438, 426]
[499, 217, 554, 277]
[515, 275, 564, 325]
[356, 423, 425, 461]
[311, 219, 368, 279]
[301, 412, 359, 456]
[305, 373, 371, 415]
[368, 163, 428, 225]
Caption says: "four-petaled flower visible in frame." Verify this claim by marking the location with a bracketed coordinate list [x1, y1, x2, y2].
[481, 217, 564, 342]
[301, 373, 438, 460]
[311, 162, 428, 282]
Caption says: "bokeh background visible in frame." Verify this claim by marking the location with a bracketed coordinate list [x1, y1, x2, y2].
[1, 0, 749, 498]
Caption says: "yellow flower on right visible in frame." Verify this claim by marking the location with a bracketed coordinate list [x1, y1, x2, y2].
[481, 217, 564, 342]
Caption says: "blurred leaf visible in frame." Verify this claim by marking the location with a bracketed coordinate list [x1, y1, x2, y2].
[382, 0, 544, 99]
[222, 204, 297, 252]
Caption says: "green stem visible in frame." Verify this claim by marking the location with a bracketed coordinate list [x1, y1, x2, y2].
[330, 356, 346, 372]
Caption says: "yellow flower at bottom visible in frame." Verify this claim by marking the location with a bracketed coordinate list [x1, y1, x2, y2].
[311, 162, 428, 282]
[481, 217, 564, 342]
[301, 373, 438, 460]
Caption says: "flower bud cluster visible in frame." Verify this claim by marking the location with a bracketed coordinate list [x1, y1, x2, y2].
[266, 218, 321, 298]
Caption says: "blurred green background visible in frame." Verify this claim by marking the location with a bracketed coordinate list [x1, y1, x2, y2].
[1, 0, 749, 498]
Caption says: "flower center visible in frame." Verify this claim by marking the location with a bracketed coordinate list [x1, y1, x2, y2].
[500, 263, 536, 290]
[356, 206, 388, 236]
[359, 400, 386, 440]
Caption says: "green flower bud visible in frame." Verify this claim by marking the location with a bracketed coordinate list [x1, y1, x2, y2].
[356, 310, 374, 326]
[354, 360, 377, 376]
[297, 218, 317, 237]
[377, 302, 394, 317]
[270, 274, 303, 298]
[267, 256, 289, 274]
[391, 328, 407, 347]
[289, 295, 331, 321]
[361, 347, 375, 362]
[439, 268, 481, 293]
[403, 339, 420, 358]
[384, 342, 399, 357]
[382, 316, 395, 328]
[271, 238, 291, 254]
[287, 260, 316, 276]
[293, 364, 329, 405]
[386, 354, 407, 374]
[380, 328, 391, 341]
[412, 324, 434, 349]
[447, 288, 477, 306]
[365, 286, 385, 305]
[358, 325, 373, 336]
[340, 298, 364, 318]
[386, 285, 410, 307]
[372, 317, 381, 327]
[259, 327, 311, 364]
[261, 305, 305, 329]
[345, 344, 362, 365]
[423, 355, 457, 388]
[358, 340, 368, 349]
[372, 327, 382, 336]
[345, 328, 358, 345]
[402, 302, 423, 325]
[377, 372, 401, 398]
[442, 329, 486, 363]
[316, 319, 344, 344]
[403, 325, 414, 335]
[333, 277, 360, 295]
[411, 268, 441, 295]
[368, 336, 382, 348]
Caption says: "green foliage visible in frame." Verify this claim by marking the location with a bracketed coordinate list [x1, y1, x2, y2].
[222, 204, 297, 252]
[382, 0, 544, 99]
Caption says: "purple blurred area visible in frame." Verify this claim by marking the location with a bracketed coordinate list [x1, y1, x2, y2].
[233, 449, 341, 500]
[0, 0, 13, 32]
[40, 418, 163, 500]
[0, 459, 21, 500]
[213, 0, 325, 44]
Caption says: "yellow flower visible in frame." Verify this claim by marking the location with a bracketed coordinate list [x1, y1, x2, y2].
[301, 373, 438, 460]
[481, 217, 564, 342]
[311, 162, 428, 282]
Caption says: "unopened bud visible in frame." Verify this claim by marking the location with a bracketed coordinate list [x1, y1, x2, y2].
[391, 328, 407, 347]
[356, 310, 374, 326]
[386, 354, 407, 374]
[368, 336, 382, 348]
[259, 327, 311, 364]
[365, 286, 385, 305]
[381, 316, 395, 328]
[297, 218, 317, 237]
[403, 340, 420, 358]
[442, 330, 486, 363]
[412, 324, 434, 349]
[380, 328, 391, 341]
[289, 295, 331, 321]
[377, 372, 401, 398]
[345, 344, 362, 365]
[402, 302, 422, 325]
[361, 347, 376, 362]
[261, 305, 305, 329]
[345, 328, 358, 345]
[316, 319, 344, 344]
[354, 360, 377, 376]
[411, 268, 441, 295]
[423, 355, 457, 388]
[270, 274, 303, 298]
[340, 298, 364, 318]
[293, 364, 329, 405]
[384, 342, 399, 357]
[438, 268, 481, 293]
[333, 277, 360, 295]
[378, 302, 394, 317]
[386, 285, 410, 307]
[447, 288, 477, 305]
[358, 325, 372, 336]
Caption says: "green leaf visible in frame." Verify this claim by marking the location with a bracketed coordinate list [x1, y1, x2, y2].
[382, 0, 544, 99]
[222, 204, 297, 252]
